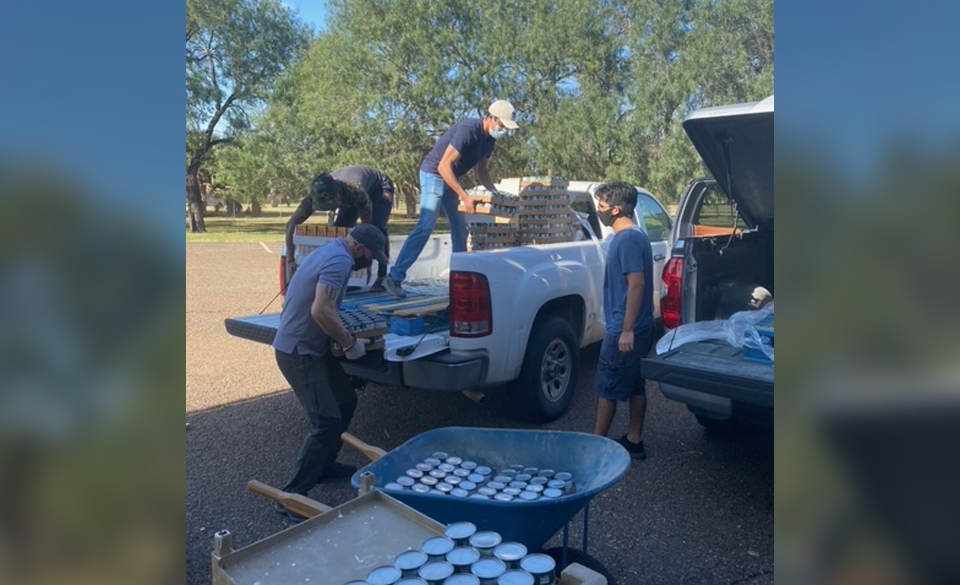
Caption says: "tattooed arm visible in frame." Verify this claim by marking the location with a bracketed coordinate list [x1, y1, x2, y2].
[310, 283, 355, 349]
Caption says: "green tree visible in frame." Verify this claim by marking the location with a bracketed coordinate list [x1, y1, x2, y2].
[186, 0, 310, 231]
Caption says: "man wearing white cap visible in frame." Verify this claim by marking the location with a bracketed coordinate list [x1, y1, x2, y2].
[383, 100, 519, 297]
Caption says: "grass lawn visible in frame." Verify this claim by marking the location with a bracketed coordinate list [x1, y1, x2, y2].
[186, 205, 450, 243]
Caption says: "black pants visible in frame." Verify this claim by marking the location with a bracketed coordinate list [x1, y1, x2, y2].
[335, 194, 393, 279]
[274, 349, 358, 495]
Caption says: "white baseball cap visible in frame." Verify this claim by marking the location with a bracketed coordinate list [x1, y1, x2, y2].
[488, 100, 519, 129]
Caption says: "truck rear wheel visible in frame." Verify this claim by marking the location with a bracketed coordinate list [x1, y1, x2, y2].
[514, 316, 578, 422]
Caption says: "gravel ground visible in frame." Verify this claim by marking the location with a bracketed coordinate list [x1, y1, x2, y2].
[186, 242, 774, 585]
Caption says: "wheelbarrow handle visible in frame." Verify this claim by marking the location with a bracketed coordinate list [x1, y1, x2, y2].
[341, 431, 387, 461]
[247, 480, 332, 518]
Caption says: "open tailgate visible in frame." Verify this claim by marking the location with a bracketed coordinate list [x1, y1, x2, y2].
[224, 313, 281, 346]
[641, 341, 774, 408]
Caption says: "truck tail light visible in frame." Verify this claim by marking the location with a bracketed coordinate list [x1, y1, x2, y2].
[279, 257, 288, 296]
[661, 257, 684, 330]
[450, 271, 492, 337]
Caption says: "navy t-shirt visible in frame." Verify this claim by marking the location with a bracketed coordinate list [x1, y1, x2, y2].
[603, 227, 654, 335]
[420, 119, 495, 177]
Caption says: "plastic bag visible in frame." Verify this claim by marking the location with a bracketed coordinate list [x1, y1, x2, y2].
[657, 302, 774, 361]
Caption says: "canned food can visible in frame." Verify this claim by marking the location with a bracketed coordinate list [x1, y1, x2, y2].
[460, 460, 478, 471]
[528, 477, 548, 486]
[496, 570, 534, 585]
[453, 468, 472, 478]
[430, 469, 447, 479]
[467, 473, 486, 483]
[367, 564, 402, 585]
[508, 464, 524, 472]
[445, 456, 463, 466]
[553, 472, 573, 482]
[395, 550, 429, 577]
[422, 536, 456, 560]
[418, 561, 455, 585]
[470, 558, 507, 584]
[439, 463, 456, 473]
[492, 542, 527, 569]
[519, 554, 556, 585]
[508, 481, 527, 490]
[474, 466, 492, 476]
[518, 491, 538, 501]
[425, 457, 442, 467]
[525, 484, 544, 493]
[432, 452, 449, 460]
[546, 479, 565, 490]
[514, 474, 532, 483]
[397, 476, 416, 487]
[412, 483, 431, 494]
[429, 489, 446, 495]
[385, 482, 404, 491]
[459, 481, 477, 491]
[445, 475, 462, 486]
[541, 488, 562, 499]
[469, 493, 489, 500]
[468, 531, 502, 557]
[406, 469, 424, 479]
[486, 481, 506, 491]
[522, 467, 538, 475]
[493, 493, 514, 502]
[396, 579, 429, 585]
[502, 487, 521, 496]
[444, 521, 477, 545]
[436, 482, 453, 494]
[416, 463, 434, 472]
[446, 545, 481, 573]
[478, 486, 497, 497]
[450, 488, 469, 498]
[420, 476, 439, 487]
[536, 469, 555, 478]
[498, 470, 516, 478]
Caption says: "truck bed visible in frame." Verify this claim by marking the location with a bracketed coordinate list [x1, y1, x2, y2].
[641, 340, 773, 408]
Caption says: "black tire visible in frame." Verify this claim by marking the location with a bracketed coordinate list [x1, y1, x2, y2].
[514, 316, 579, 422]
[695, 413, 742, 434]
[541, 546, 618, 585]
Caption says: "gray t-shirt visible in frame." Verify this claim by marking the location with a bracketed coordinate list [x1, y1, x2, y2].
[273, 239, 353, 356]
[603, 226, 654, 335]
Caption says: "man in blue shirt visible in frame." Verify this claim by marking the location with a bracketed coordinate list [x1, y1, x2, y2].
[591, 182, 655, 460]
[271, 224, 388, 521]
[382, 100, 519, 297]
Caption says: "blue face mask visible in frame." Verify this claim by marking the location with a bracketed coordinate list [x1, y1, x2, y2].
[490, 126, 508, 140]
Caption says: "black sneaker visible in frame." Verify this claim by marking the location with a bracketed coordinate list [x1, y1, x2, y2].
[617, 435, 647, 460]
[321, 462, 358, 480]
[273, 502, 308, 524]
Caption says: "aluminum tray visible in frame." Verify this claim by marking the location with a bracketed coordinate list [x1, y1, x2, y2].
[212, 490, 445, 585]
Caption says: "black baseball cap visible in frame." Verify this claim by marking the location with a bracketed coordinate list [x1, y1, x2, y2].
[350, 224, 388, 265]
[308, 173, 340, 209]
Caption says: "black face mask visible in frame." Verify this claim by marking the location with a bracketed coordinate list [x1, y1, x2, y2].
[597, 207, 617, 227]
[353, 257, 372, 271]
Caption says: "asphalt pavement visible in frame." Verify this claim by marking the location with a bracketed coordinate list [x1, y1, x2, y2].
[186, 242, 773, 585]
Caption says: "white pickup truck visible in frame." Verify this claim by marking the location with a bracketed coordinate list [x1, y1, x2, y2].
[225, 180, 672, 422]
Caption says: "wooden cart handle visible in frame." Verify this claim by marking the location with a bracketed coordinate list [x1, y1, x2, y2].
[247, 480, 332, 518]
[341, 431, 387, 461]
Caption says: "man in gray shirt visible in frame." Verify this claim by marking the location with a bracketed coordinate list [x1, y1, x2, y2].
[271, 224, 388, 521]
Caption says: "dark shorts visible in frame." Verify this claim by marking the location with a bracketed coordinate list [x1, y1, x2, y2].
[594, 330, 654, 402]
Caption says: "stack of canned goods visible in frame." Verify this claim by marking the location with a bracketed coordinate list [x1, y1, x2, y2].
[382, 452, 575, 503]
[342, 521, 559, 585]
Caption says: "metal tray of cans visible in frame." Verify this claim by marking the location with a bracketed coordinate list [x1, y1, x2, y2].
[350, 427, 631, 550]
[211, 490, 444, 585]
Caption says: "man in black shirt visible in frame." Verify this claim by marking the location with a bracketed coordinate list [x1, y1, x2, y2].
[383, 100, 519, 297]
[285, 166, 394, 290]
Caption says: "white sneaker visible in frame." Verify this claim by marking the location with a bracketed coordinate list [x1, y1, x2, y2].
[382, 278, 406, 298]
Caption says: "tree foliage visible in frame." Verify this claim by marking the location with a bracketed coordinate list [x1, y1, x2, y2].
[185, 0, 310, 230]
[202, 0, 773, 213]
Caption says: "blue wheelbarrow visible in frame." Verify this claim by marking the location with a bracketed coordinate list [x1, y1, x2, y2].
[348, 426, 631, 554]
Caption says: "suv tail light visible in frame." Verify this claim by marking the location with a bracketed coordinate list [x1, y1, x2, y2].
[450, 271, 492, 337]
[661, 257, 684, 330]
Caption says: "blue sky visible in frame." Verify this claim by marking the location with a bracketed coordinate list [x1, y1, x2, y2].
[286, 1, 328, 33]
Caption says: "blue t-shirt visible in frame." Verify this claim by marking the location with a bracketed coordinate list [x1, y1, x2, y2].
[273, 239, 353, 356]
[603, 226, 654, 335]
[420, 119, 496, 177]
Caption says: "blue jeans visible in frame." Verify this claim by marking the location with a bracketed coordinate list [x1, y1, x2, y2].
[388, 170, 468, 283]
[275, 349, 358, 495]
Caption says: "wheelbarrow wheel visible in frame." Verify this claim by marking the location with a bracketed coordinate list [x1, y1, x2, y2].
[513, 315, 578, 423]
[541, 546, 618, 585]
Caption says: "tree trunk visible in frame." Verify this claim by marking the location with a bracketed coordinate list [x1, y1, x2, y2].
[186, 172, 207, 233]
[250, 199, 262, 215]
